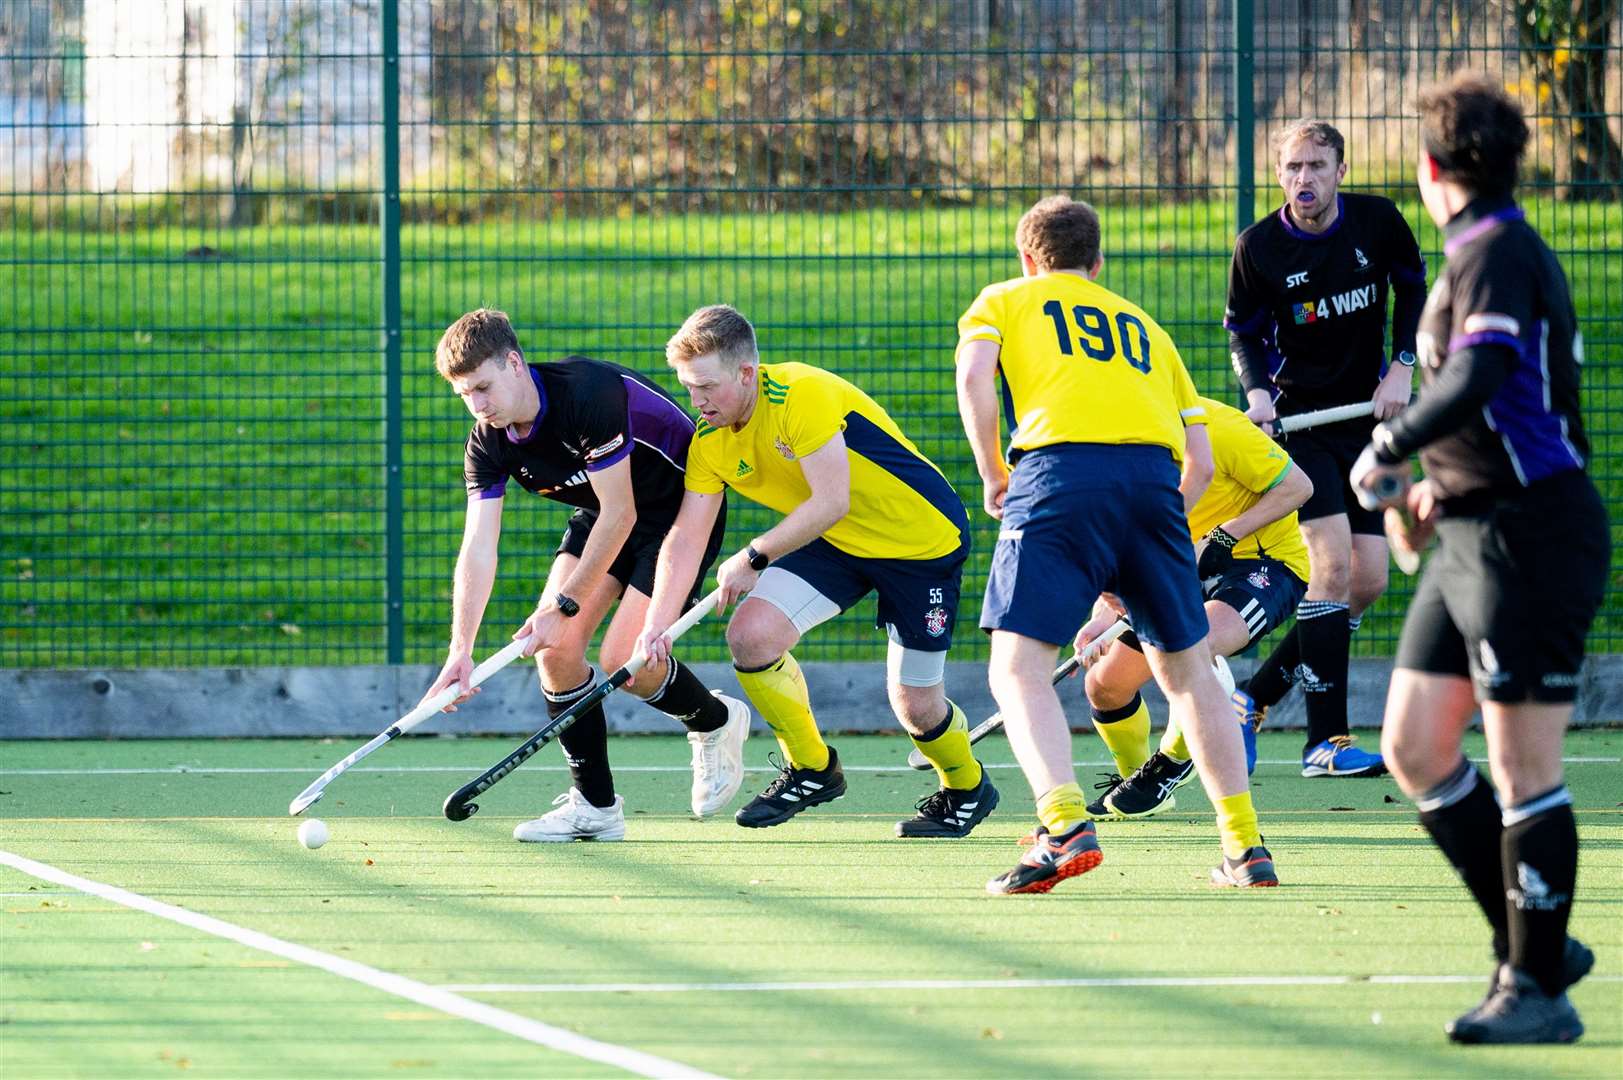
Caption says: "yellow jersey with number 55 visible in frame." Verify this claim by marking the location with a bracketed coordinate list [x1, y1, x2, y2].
[958, 272, 1204, 461]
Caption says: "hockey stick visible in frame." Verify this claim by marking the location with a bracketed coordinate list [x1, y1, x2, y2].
[443, 587, 723, 821]
[906, 619, 1129, 770]
[288, 635, 533, 816]
[1273, 401, 1375, 434]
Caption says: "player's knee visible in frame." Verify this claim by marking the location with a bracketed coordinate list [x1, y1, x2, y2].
[598, 642, 635, 678]
[1350, 570, 1388, 613]
[888, 682, 945, 732]
[725, 612, 780, 669]
[536, 646, 590, 690]
[1305, 560, 1351, 599]
[1084, 668, 1134, 712]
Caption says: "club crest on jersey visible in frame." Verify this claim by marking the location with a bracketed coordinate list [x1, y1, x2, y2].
[774, 437, 797, 461]
[1248, 566, 1270, 589]
[1354, 247, 1369, 270]
[924, 606, 949, 637]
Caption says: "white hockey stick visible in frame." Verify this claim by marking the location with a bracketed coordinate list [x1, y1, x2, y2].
[1274, 401, 1375, 434]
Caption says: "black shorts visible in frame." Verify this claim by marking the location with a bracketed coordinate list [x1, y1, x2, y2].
[1394, 471, 1609, 703]
[1208, 556, 1308, 650]
[1281, 417, 1382, 535]
[556, 500, 727, 601]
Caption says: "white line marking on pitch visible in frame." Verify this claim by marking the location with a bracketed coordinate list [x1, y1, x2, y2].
[441, 974, 1623, 995]
[0, 849, 721, 1080]
[4, 756, 1617, 777]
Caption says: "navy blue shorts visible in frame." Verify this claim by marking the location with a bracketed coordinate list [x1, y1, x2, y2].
[980, 443, 1209, 652]
[1206, 556, 1308, 650]
[770, 537, 968, 652]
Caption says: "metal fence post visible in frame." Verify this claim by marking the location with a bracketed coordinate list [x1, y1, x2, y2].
[381, 0, 404, 664]
[1234, 0, 1255, 231]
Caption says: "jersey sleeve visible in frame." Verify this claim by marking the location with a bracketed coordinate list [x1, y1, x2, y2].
[683, 430, 727, 494]
[1168, 346, 1206, 426]
[1383, 201, 1428, 356]
[957, 286, 1004, 349]
[564, 368, 634, 472]
[1222, 412, 1293, 492]
[783, 373, 848, 459]
[1446, 249, 1536, 355]
[1223, 233, 1274, 394]
[463, 432, 508, 500]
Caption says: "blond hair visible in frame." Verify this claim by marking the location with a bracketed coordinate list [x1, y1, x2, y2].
[665, 304, 758, 370]
[1272, 119, 1346, 164]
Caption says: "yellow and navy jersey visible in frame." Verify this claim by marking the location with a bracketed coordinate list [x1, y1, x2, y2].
[685, 362, 967, 561]
[1189, 398, 1311, 582]
[957, 271, 1205, 460]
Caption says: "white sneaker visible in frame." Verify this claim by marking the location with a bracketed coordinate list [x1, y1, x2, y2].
[512, 788, 626, 842]
[688, 691, 751, 817]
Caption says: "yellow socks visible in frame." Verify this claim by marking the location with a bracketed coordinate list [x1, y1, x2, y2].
[1158, 718, 1191, 762]
[1091, 694, 1152, 776]
[1214, 791, 1262, 859]
[734, 652, 828, 770]
[1036, 782, 1090, 836]
[909, 700, 983, 790]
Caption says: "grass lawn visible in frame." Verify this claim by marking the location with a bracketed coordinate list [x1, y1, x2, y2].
[3, 200, 1620, 667]
[2, 729, 1620, 1079]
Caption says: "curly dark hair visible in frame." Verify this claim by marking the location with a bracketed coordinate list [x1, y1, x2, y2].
[1015, 196, 1101, 274]
[1417, 72, 1528, 196]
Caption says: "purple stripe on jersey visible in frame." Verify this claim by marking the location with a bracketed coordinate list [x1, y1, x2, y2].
[1392, 258, 1428, 284]
[621, 375, 695, 468]
[585, 435, 632, 472]
[504, 366, 548, 445]
[1449, 330, 1520, 353]
[1481, 319, 1584, 484]
[1223, 309, 1269, 335]
[475, 480, 507, 499]
[1277, 195, 1345, 241]
[1444, 207, 1525, 258]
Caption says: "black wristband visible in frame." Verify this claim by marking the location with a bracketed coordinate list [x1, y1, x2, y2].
[1206, 526, 1239, 551]
[745, 545, 771, 572]
[554, 593, 580, 618]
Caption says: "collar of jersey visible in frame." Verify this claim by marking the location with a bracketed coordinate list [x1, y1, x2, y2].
[1276, 194, 1344, 241]
[1442, 195, 1523, 258]
[503, 364, 549, 445]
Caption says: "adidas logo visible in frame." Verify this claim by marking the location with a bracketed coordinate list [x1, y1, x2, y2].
[777, 779, 823, 803]
[735, 459, 754, 478]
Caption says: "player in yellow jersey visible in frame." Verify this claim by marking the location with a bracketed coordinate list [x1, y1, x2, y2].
[1075, 396, 1313, 820]
[637, 304, 999, 837]
[957, 195, 1277, 892]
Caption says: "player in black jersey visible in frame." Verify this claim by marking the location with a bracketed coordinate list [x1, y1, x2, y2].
[1224, 119, 1428, 778]
[418, 309, 753, 841]
[1353, 74, 1606, 1046]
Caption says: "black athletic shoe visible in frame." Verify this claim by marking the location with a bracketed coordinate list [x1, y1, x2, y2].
[1446, 967, 1584, 1044]
[986, 820, 1103, 895]
[1458, 938, 1595, 1030]
[895, 772, 1000, 838]
[1210, 845, 1279, 887]
[1083, 773, 1125, 819]
[1103, 752, 1195, 819]
[735, 748, 847, 828]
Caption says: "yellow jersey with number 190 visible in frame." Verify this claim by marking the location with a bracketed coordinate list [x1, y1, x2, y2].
[958, 271, 1204, 460]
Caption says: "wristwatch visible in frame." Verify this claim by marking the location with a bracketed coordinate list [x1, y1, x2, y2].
[1396, 350, 1417, 367]
[554, 593, 580, 618]
[745, 545, 771, 572]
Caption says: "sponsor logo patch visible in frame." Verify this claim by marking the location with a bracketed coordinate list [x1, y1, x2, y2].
[1286, 271, 1310, 288]
[735, 459, 754, 478]
[774, 437, 797, 461]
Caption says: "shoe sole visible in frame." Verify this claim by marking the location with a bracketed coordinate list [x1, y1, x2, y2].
[1101, 792, 1175, 819]
[514, 829, 625, 843]
[1301, 764, 1388, 778]
[735, 782, 847, 828]
[990, 847, 1104, 895]
[895, 783, 1000, 838]
[1447, 1018, 1584, 1045]
[1210, 865, 1279, 887]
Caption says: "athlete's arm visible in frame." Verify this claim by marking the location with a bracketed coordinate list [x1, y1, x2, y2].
[1219, 463, 1313, 540]
[637, 488, 725, 666]
[419, 495, 505, 711]
[1180, 422, 1215, 514]
[955, 338, 1008, 519]
[1373, 344, 1515, 460]
[1225, 241, 1275, 405]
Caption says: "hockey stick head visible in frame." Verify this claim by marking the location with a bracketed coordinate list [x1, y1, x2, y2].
[288, 786, 326, 817]
[443, 792, 479, 821]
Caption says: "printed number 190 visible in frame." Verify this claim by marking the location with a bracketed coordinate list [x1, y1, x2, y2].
[1042, 300, 1153, 374]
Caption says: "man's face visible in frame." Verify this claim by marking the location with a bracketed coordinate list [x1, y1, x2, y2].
[1416, 147, 1450, 228]
[449, 352, 527, 428]
[672, 352, 754, 427]
[1276, 134, 1347, 222]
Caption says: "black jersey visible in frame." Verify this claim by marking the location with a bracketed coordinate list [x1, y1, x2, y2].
[1398, 199, 1588, 500]
[463, 357, 698, 530]
[1225, 193, 1427, 412]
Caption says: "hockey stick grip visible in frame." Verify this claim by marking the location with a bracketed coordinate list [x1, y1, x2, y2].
[1274, 401, 1374, 434]
[442, 589, 722, 821]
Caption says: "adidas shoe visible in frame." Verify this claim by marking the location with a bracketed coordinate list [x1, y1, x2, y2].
[896, 771, 1000, 838]
[986, 820, 1103, 895]
[513, 788, 626, 843]
[1210, 845, 1279, 887]
[1446, 967, 1584, 1044]
[688, 692, 751, 817]
[1232, 689, 1264, 775]
[735, 747, 847, 828]
[1301, 734, 1386, 777]
[1103, 752, 1195, 819]
[1084, 773, 1125, 819]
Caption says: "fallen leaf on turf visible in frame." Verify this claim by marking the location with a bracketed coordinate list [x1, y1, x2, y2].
[981, 1028, 1004, 1040]
[364, 858, 375, 866]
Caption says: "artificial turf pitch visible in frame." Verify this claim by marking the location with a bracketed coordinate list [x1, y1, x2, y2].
[2, 731, 1619, 1079]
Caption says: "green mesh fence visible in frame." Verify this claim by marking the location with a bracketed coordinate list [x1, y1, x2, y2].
[2, 0, 1619, 670]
